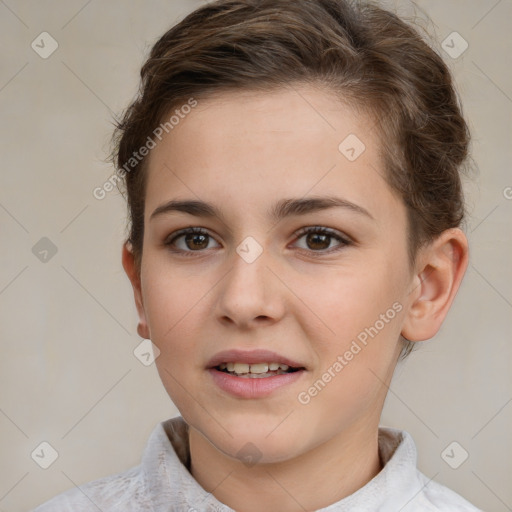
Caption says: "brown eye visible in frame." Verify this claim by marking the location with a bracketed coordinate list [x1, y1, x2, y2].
[304, 232, 331, 251]
[183, 232, 209, 250]
[164, 227, 220, 255]
[294, 226, 351, 253]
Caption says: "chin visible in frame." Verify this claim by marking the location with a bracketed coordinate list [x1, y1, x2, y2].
[196, 412, 310, 463]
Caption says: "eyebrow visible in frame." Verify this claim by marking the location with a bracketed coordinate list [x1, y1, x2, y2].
[150, 195, 374, 223]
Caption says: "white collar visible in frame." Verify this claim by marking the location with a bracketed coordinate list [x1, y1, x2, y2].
[139, 416, 479, 511]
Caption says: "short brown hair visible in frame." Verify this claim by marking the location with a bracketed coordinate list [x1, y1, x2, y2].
[111, 0, 471, 360]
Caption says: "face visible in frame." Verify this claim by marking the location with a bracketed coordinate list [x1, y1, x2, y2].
[130, 85, 417, 463]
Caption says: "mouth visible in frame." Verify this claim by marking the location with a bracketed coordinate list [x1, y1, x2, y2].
[213, 361, 304, 379]
[207, 350, 307, 398]
[206, 349, 307, 377]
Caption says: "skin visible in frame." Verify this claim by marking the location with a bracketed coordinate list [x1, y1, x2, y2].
[122, 84, 468, 512]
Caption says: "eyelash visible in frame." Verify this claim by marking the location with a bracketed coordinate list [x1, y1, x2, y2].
[163, 226, 352, 257]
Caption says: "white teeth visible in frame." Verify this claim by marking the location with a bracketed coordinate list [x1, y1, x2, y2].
[217, 362, 296, 375]
[233, 362, 250, 374]
[249, 363, 268, 374]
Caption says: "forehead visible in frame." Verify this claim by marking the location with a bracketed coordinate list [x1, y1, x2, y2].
[144, 85, 402, 226]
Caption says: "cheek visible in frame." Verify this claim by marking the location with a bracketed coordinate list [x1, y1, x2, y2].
[292, 262, 406, 410]
[141, 252, 201, 327]
[140, 256, 224, 375]
[141, 265, 206, 412]
[294, 263, 405, 346]
[296, 275, 404, 428]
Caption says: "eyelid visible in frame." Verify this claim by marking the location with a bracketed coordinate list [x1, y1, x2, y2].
[292, 225, 352, 244]
[164, 226, 210, 243]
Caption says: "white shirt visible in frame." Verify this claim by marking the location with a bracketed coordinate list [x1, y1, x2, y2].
[32, 416, 481, 511]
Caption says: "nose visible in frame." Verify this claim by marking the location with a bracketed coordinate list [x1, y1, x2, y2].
[214, 244, 286, 330]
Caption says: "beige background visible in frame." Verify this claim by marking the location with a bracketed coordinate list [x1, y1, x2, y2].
[0, 1, 511, 511]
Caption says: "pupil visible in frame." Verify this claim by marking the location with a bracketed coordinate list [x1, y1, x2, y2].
[307, 233, 329, 250]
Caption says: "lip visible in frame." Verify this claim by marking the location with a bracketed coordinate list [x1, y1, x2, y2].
[208, 367, 306, 399]
[206, 349, 306, 370]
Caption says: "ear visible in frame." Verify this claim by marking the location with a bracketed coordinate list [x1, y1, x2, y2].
[122, 241, 150, 339]
[401, 228, 469, 342]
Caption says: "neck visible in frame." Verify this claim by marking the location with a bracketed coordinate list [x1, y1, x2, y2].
[188, 419, 383, 512]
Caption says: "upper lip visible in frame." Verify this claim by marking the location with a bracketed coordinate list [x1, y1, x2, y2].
[206, 349, 306, 369]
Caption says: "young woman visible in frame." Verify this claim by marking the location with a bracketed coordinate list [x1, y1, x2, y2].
[34, 0, 481, 510]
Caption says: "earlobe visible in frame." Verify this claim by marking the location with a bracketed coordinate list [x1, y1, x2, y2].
[401, 228, 469, 342]
[121, 241, 150, 339]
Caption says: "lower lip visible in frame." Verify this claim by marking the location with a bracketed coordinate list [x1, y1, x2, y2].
[208, 368, 306, 399]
